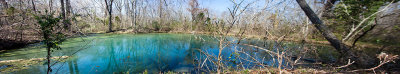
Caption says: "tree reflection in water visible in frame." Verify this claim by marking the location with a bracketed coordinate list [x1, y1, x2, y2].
[6, 33, 337, 73]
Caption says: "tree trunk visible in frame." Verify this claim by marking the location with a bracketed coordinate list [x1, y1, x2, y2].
[158, 0, 163, 31]
[129, 0, 137, 31]
[134, 0, 137, 30]
[49, 0, 53, 13]
[66, 0, 71, 16]
[43, 31, 51, 74]
[46, 46, 51, 74]
[65, 0, 72, 30]
[60, 0, 67, 29]
[19, 0, 24, 41]
[105, 0, 114, 32]
[296, 0, 356, 62]
[108, 5, 112, 32]
[31, 0, 36, 12]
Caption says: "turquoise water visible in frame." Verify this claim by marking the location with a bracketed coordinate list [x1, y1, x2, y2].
[0, 33, 338, 73]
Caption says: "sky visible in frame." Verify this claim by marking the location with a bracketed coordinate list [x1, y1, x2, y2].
[199, 0, 231, 13]
[73, 0, 236, 16]
[69, 0, 309, 20]
[199, 0, 269, 14]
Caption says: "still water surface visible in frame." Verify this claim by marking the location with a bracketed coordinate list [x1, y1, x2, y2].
[0, 33, 338, 73]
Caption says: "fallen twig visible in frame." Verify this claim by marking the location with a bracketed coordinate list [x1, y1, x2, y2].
[349, 53, 398, 73]
[335, 59, 355, 69]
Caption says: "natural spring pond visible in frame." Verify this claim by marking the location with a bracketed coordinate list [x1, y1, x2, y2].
[0, 33, 339, 73]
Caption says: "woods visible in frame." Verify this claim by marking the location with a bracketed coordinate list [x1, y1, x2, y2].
[0, 0, 400, 73]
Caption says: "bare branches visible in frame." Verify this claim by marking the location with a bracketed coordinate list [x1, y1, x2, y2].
[332, 52, 399, 73]
[350, 53, 399, 73]
[342, 0, 395, 41]
[225, 0, 257, 35]
[335, 59, 355, 69]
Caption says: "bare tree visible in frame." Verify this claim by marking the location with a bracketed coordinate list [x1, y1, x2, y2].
[127, 0, 138, 31]
[296, 0, 356, 63]
[215, 0, 256, 73]
[60, 0, 67, 28]
[159, 0, 163, 24]
[187, 0, 199, 31]
[49, 0, 53, 13]
[105, 0, 114, 32]
[31, 0, 36, 12]
[131, 0, 137, 30]
[66, 0, 71, 16]
[114, 0, 122, 29]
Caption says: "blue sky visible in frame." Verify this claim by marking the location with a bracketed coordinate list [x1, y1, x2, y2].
[197, 0, 270, 14]
[196, 0, 306, 15]
[199, 0, 232, 13]
[74, 0, 306, 19]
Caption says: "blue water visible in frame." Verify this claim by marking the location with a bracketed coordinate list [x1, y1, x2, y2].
[0, 33, 337, 73]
